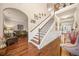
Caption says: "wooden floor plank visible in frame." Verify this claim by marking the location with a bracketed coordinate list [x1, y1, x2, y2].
[0, 36, 70, 56]
[1, 37, 39, 56]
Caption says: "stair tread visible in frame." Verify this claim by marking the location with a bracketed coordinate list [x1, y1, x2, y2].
[33, 38, 39, 42]
[35, 35, 43, 37]
[31, 39, 40, 45]
[33, 37, 40, 40]
[35, 34, 42, 36]
[30, 41, 39, 48]
[37, 33, 45, 35]
[35, 35, 39, 36]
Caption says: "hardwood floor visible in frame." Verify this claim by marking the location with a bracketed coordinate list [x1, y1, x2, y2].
[40, 37, 61, 56]
[4, 37, 61, 56]
[1, 36, 39, 56]
[0, 36, 70, 56]
[27, 43, 40, 56]
[61, 48, 70, 56]
[60, 34, 71, 56]
[6, 37, 28, 56]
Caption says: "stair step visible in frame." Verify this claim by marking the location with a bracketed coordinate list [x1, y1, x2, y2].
[35, 35, 43, 37]
[35, 35, 43, 39]
[31, 39, 40, 45]
[40, 36, 43, 38]
[33, 37, 39, 42]
[33, 37, 40, 40]
[37, 33, 45, 35]
[39, 32, 46, 34]
[40, 31, 47, 33]
[33, 39, 39, 42]
[29, 40, 39, 48]
[35, 35, 39, 36]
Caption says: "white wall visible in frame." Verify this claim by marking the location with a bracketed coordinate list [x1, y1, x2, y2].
[0, 5, 3, 37]
[75, 4, 79, 26]
[0, 4, 49, 40]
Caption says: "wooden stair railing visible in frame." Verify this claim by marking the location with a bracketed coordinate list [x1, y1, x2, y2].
[30, 14, 51, 32]
[30, 16, 54, 46]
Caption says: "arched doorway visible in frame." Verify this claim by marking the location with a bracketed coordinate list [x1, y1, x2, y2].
[2, 8, 28, 55]
[3, 8, 28, 33]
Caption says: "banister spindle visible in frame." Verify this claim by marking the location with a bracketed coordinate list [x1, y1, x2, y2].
[38, 28, 40, 44]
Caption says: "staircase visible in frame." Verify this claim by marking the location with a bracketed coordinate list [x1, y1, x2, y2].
[29, 4, 78, 49]
[30, 16, 54, 49]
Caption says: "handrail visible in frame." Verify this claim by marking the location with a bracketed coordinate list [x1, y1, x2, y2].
[40, 15, 54, 30]
[40, 9, 55, 30]
[30, 14, 51, 32]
